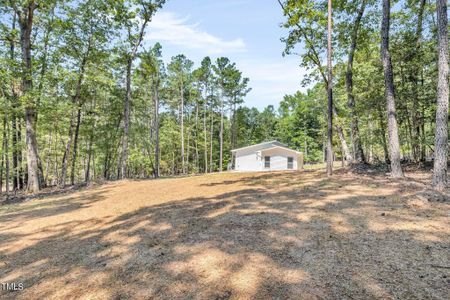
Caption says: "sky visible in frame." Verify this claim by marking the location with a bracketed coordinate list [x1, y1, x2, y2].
[144, 0, 308, 110]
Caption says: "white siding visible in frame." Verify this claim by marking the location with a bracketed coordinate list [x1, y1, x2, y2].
[262, 148, 298, 171]
[235, 148, 261, 171]
[234, 145, 302, 172]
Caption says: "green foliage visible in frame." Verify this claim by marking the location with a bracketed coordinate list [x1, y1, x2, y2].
[279, 0, 442, 164]
[0, 0, 445, 191]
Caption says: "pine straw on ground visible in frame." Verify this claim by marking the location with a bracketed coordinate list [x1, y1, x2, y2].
[0, 168, 449, 299]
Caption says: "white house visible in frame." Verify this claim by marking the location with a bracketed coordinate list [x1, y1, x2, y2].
[231, 140, 303, 172]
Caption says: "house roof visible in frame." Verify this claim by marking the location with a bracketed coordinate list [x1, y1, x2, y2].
[231, 140, 293, 153]
[259, 145, 302, 155]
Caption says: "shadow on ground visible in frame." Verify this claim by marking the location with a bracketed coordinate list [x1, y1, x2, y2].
[0, 170, 449, 299]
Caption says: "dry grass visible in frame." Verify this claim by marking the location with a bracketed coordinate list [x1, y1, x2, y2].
[0, 168, 449, 299]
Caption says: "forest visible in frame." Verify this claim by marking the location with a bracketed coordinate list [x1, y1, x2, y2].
[0, 0, 448, 194]
[0, 1, 449, 298]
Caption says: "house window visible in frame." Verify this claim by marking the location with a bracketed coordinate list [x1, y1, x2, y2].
[264, 156, 270, 168]
[287, 157, 294, 169]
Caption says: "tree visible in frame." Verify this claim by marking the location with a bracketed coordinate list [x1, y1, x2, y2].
[432, 0, 448, 190]
[256, 105, 278, 141]
[344, 0, 367, 163]
[59, 0, 110, 187]
[117, 0, 166, 179]
[11, 0, 46, 192]
[3, 7, 26, 191]
[381, 0, 403, 178]
[1, 96, 10, 195]
[167, 55, 193, 174]
[213, 57, 233, 172]
[278, 0, 352, 164]
[410, 0, 426, 162]
[326, 0, 333, 176]
[277, 89, 324, 162]
[227, 70, 251, 150]
[138, 43, 165, 178]
[1, 0, 445, 194]
[193, 57, 213, 173]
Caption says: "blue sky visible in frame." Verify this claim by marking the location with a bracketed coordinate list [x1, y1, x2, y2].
[144, 0, 308, 110]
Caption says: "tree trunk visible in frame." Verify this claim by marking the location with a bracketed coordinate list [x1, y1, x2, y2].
[0, 138, 3, 194]
[381, 0, 403, 178]
[3, 112, 10, 195]
[399, 65, 415, 160]
[409, 0, 426, 162]
[279, 0, 350, 170]
[195, 97, 199, 172]
[17, 2, 45, 192]
[153, 79, 160, 178]
[377, 104, 390, 163]
[8, 11, 21, 191]
[203, 87, 208, 173]
[85, 97, 97, 182]
[60, 35, 91, 187]
[420, 104, 426, 161]
[85, 131, 93, 182]
[180, 85, 185, 174]
[1, 120, 5, 194]
[346, 0, 366, 163]
[121, 57, 132, 179]
[44, 131, 52, 184]
[70, 106, 82, 185]
[60, 114, 74, 187]
[210, 103, 214, 173]
[16, 117, 24, 189]
[333, 107, 352, 163]
[432, 0, 449, 190]
[104, 117, 118, 180]
[92, 149, 96, 180]
[103, 151, 110, 180]
[322, 133, 326, 163]
[36, 5, 54, 113]
[326, 0, 334, 177]
[171, 151, 175, 175]
[186, 114, 190, 173]
[219, 96, 224, 172]
[11, 115, 20, 191]
[121, 19, 149, 179]
[23, 123, 35, 192]
[232, 101, 237, 150]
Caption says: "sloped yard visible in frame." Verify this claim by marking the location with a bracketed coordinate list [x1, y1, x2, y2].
[0, 169, 449, 299]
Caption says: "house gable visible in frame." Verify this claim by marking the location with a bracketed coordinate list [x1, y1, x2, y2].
[231, 140, 287, 154]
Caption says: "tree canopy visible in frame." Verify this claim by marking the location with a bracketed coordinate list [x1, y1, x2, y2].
[0, 0, 448, 193]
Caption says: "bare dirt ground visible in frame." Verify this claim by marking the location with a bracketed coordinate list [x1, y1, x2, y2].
[0, 168, 449, 299]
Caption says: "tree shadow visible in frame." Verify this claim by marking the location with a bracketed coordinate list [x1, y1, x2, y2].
[0, 182, 104, 205]
[0, 190, 109, 227]
[0, 171, 449, 299]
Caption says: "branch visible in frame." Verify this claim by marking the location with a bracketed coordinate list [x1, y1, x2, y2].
[130, 16, 149, 59]
[0, 37, 19, 44]
[277, 0, 327, 83]
[8, 0, 21, 21]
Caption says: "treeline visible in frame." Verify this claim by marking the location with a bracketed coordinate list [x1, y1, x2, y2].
[278, 0, 448, 189]
[0, 0, 268, 194]
[0, 0, 448, 194]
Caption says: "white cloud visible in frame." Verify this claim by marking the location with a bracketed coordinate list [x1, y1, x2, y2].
[147, 12, 246, 54]
[236, 59, 309, 109]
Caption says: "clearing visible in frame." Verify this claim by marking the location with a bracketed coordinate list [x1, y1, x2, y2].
[0, 168, 449, 299]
